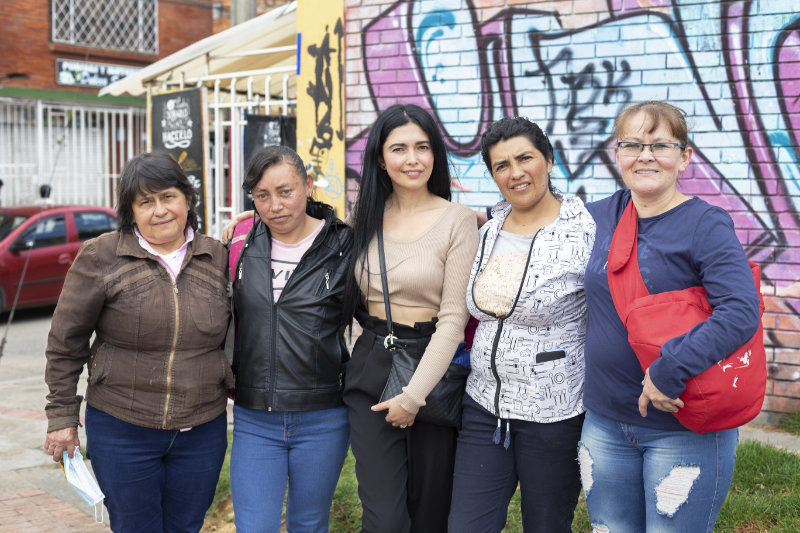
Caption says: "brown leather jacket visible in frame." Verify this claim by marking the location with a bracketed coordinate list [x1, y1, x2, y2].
[45, 230, 232, 432]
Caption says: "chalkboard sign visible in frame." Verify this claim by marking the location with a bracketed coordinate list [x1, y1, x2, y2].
[149, 88, 209, 233]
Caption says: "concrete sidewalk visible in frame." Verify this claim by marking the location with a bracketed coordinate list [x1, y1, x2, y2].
[0, 307, 797, 532]
[0, 307, 110, 532]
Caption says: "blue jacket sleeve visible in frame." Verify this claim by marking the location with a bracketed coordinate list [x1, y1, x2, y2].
[648, 208, 762, 398]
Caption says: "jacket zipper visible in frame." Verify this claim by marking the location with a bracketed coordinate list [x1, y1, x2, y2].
[472, 225, 541, 417]
[269, 222, 329, 409]
[162, 279, 180, 428]
[245, 216, 337, 410]
[238, 242, 249, 281]
[489, 318, 505, 415]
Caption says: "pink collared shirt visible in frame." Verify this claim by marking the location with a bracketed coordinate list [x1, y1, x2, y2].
[133, 226, 195, 281]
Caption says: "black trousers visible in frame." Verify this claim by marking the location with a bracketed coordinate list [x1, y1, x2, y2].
[343, 314, 456, 533]
[448, 395, 584, 532]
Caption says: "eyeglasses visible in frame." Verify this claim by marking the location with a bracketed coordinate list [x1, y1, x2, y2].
[616, 142, 685, 157]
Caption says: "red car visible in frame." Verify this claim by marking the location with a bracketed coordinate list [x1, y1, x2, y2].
[0, 205, 116, 312]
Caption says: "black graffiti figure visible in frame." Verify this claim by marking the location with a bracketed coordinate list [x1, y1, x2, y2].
[307, 19, 344, 181]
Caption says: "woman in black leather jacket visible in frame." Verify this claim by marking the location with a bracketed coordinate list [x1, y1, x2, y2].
[228, 145, 353, 533]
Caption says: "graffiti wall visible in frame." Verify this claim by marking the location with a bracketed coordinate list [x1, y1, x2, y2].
[344, 0, 800, 418]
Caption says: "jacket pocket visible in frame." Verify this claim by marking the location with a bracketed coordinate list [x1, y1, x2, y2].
[87, 342, 113, 385]
[189, 288, 230, 339]
[314, 269, 332, 296]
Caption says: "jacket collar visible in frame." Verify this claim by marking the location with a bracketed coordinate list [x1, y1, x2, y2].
[116, 228, 214, 260]
[488, 192, 584, 225]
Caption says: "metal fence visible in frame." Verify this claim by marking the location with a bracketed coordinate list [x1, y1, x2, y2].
[207, 73, 295, 235]
[0, 98, 146, 207]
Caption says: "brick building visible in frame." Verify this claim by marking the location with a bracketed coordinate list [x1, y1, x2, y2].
[0, 0, 214, 206]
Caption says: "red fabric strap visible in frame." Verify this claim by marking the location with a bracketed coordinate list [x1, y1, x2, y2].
[607, 200, 649, 324]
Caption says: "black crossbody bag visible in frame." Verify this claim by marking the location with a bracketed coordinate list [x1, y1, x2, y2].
[376, 222, 469, 427]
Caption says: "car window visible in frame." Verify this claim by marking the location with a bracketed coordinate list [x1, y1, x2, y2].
[0, 213, 30, 241]
[75, 211, 116, 241]
[20, 215, 67, 249]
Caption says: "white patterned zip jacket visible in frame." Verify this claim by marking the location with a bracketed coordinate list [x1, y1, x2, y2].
[465, 194, 595, 422]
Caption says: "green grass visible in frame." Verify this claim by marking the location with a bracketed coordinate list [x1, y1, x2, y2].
[209, 434, 800, 532]
[713, 441, 800, 533]
[777, 411, 800, 436]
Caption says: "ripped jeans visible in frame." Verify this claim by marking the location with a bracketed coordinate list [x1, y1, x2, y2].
[578, 410, 737, 533]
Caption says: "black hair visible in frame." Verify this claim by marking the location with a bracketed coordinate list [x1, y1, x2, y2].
[480, 116, 556, 194]
[243, 145, 308, 193]
[39, 184, 52, 198]
[116, 152, 198, 232]
[343, 103, 452, 320]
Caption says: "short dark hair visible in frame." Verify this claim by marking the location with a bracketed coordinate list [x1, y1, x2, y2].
[243, 145, 308, 193]
[480, 116, 555, 194]
[116, 152, 198, 232]
[39, 184, 52, 198]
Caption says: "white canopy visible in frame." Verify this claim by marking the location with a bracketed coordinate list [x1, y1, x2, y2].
[99, 1, 297, 100]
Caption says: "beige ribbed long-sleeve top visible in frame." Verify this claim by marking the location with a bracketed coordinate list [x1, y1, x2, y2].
[357, 202, 479, 414]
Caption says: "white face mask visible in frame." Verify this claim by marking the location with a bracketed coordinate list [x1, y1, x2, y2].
[61, 447, 105, 523]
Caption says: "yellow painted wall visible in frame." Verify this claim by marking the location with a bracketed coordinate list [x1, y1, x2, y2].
[296, 0, 345, 217]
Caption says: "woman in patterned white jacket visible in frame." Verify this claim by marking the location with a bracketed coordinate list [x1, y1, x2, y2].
[448, 116, 595, 532]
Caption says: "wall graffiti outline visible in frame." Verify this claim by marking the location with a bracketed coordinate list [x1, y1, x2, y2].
[346, 0, 800, 335]
[306, 17, 345, 198]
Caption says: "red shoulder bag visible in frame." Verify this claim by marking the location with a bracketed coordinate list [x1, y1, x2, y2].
[606, 200, 766, 433]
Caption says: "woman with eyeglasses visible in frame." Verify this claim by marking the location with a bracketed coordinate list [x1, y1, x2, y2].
[578, 101, 761, 531]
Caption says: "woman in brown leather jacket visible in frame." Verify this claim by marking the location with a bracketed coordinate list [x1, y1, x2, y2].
[43, 152, 232, 533]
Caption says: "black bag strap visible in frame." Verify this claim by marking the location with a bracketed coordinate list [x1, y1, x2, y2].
[377, 219, 398, 350]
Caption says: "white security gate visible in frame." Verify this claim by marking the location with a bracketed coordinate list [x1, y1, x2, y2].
[208, 73, 295, 235]
[151, 67, 296, 237]
[0, 98, 146, 207]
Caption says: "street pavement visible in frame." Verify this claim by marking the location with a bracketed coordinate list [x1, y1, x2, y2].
[0, 307, 797, 532]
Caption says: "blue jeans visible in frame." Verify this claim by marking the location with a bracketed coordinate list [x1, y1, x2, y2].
[230, 405, 349, 533]
[84, 404, 227, 533]
[578, 410, 738, 532]
[448, 394, 583, 532]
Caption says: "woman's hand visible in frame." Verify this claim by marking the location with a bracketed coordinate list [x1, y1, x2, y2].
[44, 427, 80, 463]
[371, 396, 416, 428]
[638, 368, 684, 417]
[221, 210, 255, 244]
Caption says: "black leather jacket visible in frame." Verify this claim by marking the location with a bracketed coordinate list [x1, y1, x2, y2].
[232, 201, 353, 411]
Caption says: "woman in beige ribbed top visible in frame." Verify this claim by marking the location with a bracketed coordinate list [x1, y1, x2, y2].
[342, 103, 478, 533]
[357, 200, 477, 415]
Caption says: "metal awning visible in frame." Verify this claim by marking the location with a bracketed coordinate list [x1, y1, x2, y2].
[99, 1, 297, 100]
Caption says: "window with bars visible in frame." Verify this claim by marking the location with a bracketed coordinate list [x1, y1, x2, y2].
[51, 0, 158, 54]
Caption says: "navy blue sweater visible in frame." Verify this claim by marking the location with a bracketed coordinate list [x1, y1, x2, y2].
[584, 189, 761, 430]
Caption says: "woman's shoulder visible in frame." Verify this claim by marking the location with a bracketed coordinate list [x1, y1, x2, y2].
[81, 230, 123, 256]
[558, 193, 593, 219]
[681, 197, 737, 236]
[91, 229, 121, 246]
[192, 232, 229, 264]
[585, 189, 630, 225]
[194, 231, 226, 247]
[443, 200, 478, 223]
